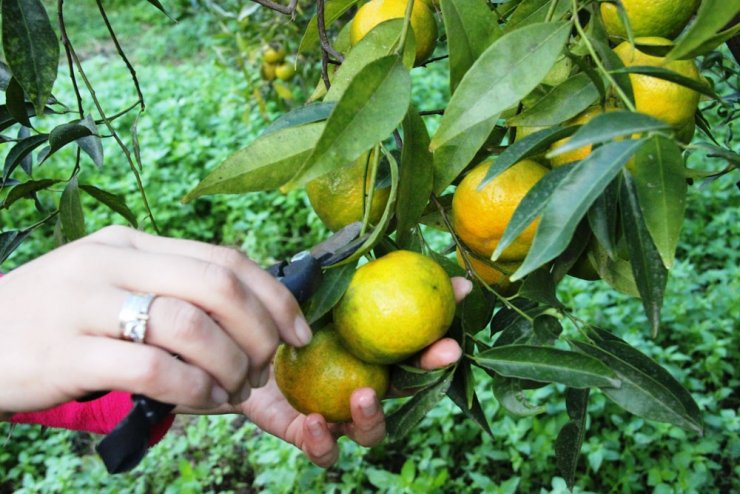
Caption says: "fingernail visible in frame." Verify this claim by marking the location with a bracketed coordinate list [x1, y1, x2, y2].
[211, 386, 229, 405]
[294, 317, 313, 346]
[308, 419, 323, 438]
[258, 367, 270, 387]
[360, 394, 378, 418]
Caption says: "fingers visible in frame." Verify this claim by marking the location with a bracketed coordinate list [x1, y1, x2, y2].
[89, 226, 311, 348]
[64, 337, 229, 410]
[302, 389, 384, 468]
[69, 243, 279, 389]
[451, 276, 473, 303]
[417, 338, 463, 371]
[301, 414, 340, 468]
[98, 292, 252, 402]
[340, 388, 386, 447]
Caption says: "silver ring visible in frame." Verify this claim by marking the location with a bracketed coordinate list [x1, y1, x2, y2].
[119, 293, 157, 343]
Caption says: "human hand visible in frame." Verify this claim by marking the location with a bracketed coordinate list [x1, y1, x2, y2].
[180, 277, 471, 467]
[0, 225, 311, 414]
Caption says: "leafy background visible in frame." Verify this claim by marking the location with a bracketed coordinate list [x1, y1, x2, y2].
[1, 1, 738, 493]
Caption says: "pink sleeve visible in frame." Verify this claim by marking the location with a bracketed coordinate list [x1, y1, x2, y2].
[9, 391, 175, 446]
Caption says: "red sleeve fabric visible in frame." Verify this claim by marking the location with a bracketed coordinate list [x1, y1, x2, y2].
[1, 272, 174, 445]
[9, 391, 175, 446]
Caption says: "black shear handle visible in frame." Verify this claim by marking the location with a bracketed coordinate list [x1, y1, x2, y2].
[96, 255, 322, 474]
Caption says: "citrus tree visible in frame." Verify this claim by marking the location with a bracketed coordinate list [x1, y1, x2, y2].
[1, 0, 739, 487]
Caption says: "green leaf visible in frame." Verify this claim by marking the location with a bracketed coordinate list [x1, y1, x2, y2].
[546, 111, 668, 159]
[44, 120, 95, 161]
[0, 102, 56, 133]
[531, 313, 563, 345]
[592, 241, 640, 298]
[480, 127, 576, 187]
[60, 177, 85, 241]
[16, 126, 33, 175]
[0, 61, 11, 90]
[298, 0, 362, 53]
[431, 22, 570, 151]
[490, 300, 541, 337]
[493, 317, 535, 347]
[474, 345, 621, 388]
[1, 178, 59, 209]
[666, 1, 740, 61]
[587, 176, 620, 259]
[386, 370, 454, 442]
[491, 375, 546, 416]
[512, 139, 644, 280]
[672, 22, 740, 59]
[632, 136, 686, 269]
[261, 102, 335, 137]
[570, 329, 703, 434]
[440, 0, 502, 91]
[589, 36, 634, 105]
[1, 0, 59, 115]
[286, 56, 411, 189]
[491, 163, 574, 261]
[5, 77, 31, 128]
[555, 388, 589, 489]
[2, 133, 48, 181]
[391, 365, 448, 392]
[0, 229, 31, 263]
[508, 74, 600, 127]
[145, 0, 174, 20]
[505, 0, 569, 32]
[431, 117, 496, 194]
[517, 269, 562, 309]
[303, 262, 356, 324]
[76, 114, 104, 168]
[182, 123, 324, 202]
[611, 66, 720, 100]
[447, 361, 493, 434]
[79, 184, 137, 227]
[396, 107, 433, 249]
[460, 282, 495, 334]
[619, 171, 668, 336]
[325, 20, 414, 102]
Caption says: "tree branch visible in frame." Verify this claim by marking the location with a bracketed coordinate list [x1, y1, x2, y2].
[96, 0, 145, 110]
[250, 0, 298, 17]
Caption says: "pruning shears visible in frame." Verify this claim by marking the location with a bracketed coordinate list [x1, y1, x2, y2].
[95, 222, 366, 474]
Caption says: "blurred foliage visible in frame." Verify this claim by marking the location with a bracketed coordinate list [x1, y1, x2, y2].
[1, 2, 738, 493]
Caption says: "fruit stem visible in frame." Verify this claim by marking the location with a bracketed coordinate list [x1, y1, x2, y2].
[545, 0, 559, 22]
[396, 0, 415, 58]
[570, 0, 637, 112]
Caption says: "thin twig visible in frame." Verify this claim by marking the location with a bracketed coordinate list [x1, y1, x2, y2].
[571, 0, 635, 111]
[417, 54, 448, 68]
[393, 129, 403, 151]
[250, 0, 298, 16]
[59, 4, 159, 232]
[320, 51, 331, 89]
[57, 0, 83, 116]
[317, 0, 344, 63]
[96, 0, 145, 110]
